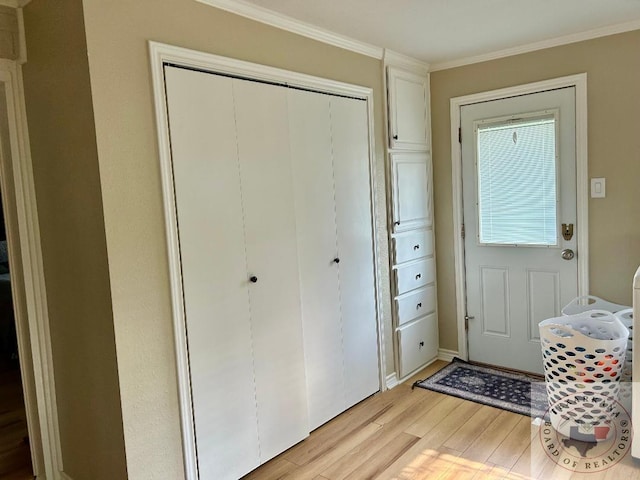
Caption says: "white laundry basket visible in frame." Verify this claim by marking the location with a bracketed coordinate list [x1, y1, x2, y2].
[539, 310, 629, 441]
[562, 295, 633, 412]
[561, 295, 629, 316]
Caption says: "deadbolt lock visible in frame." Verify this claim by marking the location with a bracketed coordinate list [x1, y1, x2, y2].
[562, 223, 574, 241]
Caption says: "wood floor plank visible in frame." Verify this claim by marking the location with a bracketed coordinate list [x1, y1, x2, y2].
[487, 415, 534, 469]
[241, 457, 298, 480]
[403, 393, 464, 437]
[374, 402, 483, 480]
[402, 360, 449, 386]
[284, 393, 395, 466]
[374, 447, 446, 480]
[417, 399, 483, 449]
[470, 463, 510, 480]
[342, 432, 419, 480]
[321, 390, 441, 480]
[281, 423, 382, 480]
[461, 410, 522, 464]
[442, 404, 502, 452]
[372, 387, 434, 426]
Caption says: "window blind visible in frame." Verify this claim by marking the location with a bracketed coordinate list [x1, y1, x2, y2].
[476, 117, 557, 246]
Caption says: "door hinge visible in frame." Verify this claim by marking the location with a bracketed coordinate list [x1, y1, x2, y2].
[461, 223, 465, 239]
[458, 127, 462, 143]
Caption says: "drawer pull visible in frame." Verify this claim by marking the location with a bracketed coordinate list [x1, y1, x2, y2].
[419, 341, 425, 348]
[413, 244, 420, 250]
[416, 303, 422, 309]
[333, 257, 340, 264]
[415, 273, 421, 280]
[249, 276, 258, 283]
[394, 221, 401, 226]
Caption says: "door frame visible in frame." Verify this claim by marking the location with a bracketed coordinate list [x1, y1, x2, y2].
[0, 58, 63, 478]
[149, 41, 388, 480]
[450, 74, 589, 361]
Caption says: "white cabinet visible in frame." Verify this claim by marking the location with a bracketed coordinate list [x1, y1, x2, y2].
[387, 66, 430, 150]
[390, 152, 432, 233]
[385, 63, 438, 380]
[164, 65, 379, 479]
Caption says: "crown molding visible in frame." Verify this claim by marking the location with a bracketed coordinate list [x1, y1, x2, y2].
[431, 18, 640, 71]
[383, 49, 430, 75]
[196, 0, 383, 59]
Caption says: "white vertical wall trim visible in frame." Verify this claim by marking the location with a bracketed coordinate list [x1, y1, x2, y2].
[149, 41, 387, 479]
[449, 73, 589, 364]
[385, 372, 398, 389]
[0, 59, 63, 479]
[16, 7, 26, 65]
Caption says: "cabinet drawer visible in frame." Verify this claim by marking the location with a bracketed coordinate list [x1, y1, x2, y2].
[394, 258, 434, 295]
[393, 230, 433, 264]
[395, 286, 436, 327]
[398, 313, 438, 378]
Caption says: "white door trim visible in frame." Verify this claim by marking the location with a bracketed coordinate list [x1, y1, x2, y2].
[0, 59, 63, 479]
[450, 73, 589, 361]
[149, 41, 387, 480]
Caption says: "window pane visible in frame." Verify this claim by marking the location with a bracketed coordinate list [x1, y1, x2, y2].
[477, 116, 557, 246]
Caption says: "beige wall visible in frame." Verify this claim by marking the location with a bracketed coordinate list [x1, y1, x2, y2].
[0, 6, 18, 60]
[80, 0, 391, 477]
[431, 30, 640, 352]
[21, 1, 127, 478]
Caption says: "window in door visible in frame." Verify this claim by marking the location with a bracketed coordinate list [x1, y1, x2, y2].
[475, 112, 558, 247]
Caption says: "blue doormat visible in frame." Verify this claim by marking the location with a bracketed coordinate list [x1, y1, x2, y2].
[413, 358, 549, 418]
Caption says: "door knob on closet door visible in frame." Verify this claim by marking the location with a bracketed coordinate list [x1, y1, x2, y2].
[249, 276, 258, 283]
[333, 258, 340, 264]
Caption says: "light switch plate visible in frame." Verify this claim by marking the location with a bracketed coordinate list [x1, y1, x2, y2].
[591, 177, 606, 198]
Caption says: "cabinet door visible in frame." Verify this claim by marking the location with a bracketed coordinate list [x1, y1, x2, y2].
[233, 79, 309, 462]
[387, 67, 429, 150]
[390, 152, 432, 232]
[165, 67, 260, 480]
[288, 89, 346, 430]
[331, 96, 380, 408]
[398, 313, 438, 377]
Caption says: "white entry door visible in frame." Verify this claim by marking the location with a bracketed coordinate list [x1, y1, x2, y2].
[461, 87, 578, 375]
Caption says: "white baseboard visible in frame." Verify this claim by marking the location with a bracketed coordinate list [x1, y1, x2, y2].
[437, 348, 459, 363]
[385, 372, 399, 390]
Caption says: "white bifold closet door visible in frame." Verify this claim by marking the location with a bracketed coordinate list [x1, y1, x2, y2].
[288, 90, 379, 430]
[164, 64, 379, 479]
[165, 66, 308, 480]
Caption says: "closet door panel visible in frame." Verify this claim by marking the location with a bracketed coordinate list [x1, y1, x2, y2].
[165, 67, 260, 480]
[288, 89, 346, 430]
[233, 79, 309, 461]
[331, 96, 380, 407]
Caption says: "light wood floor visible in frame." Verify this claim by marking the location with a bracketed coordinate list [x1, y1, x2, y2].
[243, 360, 640, 480]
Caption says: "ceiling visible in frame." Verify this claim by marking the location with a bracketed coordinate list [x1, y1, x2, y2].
[243, 0, 640, 66]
